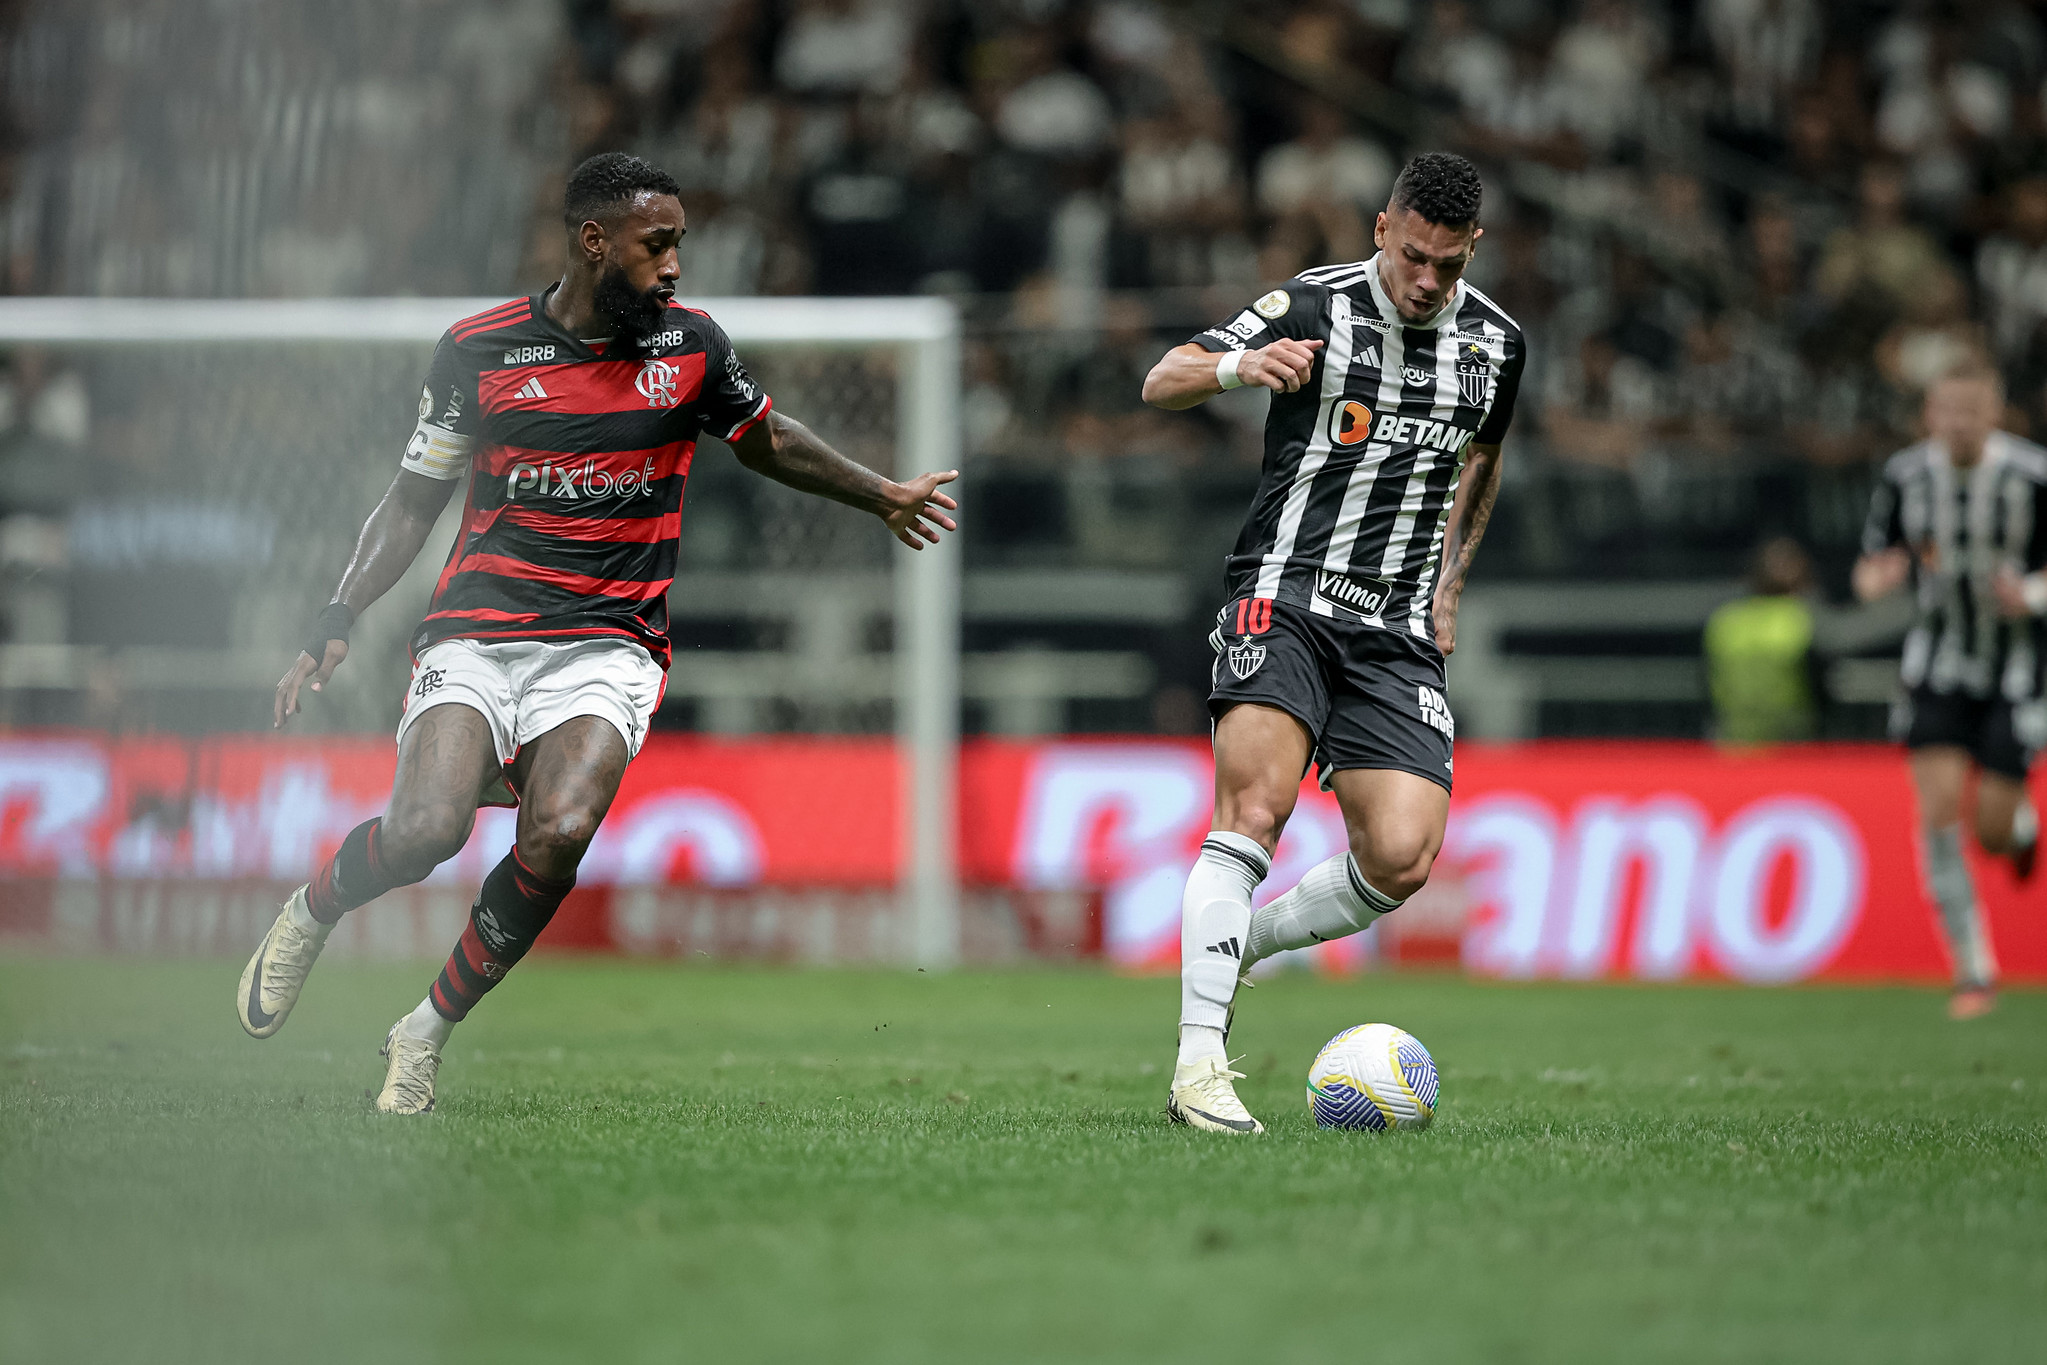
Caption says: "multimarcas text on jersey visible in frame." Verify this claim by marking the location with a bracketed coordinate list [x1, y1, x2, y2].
[1190, 253, 1526, 649]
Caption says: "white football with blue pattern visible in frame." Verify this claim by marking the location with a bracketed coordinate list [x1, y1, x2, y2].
[1306, 1023, 1438, 1132]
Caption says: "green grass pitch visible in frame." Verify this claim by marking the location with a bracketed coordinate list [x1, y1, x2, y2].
[2, 958, 2043, 1364]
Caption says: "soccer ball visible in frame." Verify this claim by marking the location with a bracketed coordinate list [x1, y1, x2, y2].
[1306, 1023, 1438, 1132]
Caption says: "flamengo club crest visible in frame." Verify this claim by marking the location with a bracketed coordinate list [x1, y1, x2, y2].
[1227, 638, 1265, 679]
[636, 359, 681, 408]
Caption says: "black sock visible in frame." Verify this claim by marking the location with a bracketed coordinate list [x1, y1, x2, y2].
[429, 850, 576, 1021]
[305, 818, 408, 925]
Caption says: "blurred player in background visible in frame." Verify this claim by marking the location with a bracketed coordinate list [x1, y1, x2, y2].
[1705, 537, 1821, 745]
[238, 152, 958, 1111]
[1855, 361, 2046, 1021]
[1141, 153, 1524, 1133]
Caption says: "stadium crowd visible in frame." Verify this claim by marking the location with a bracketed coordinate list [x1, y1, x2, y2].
[513, 0, 2047, 477]
[1, 0, 2045, 610]
[6, 2, 2046, 471]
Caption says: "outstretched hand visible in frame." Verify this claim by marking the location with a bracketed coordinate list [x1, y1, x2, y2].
[883, 470, 960, 550]
[1851, 547, 1911, 603]
[274, 640, 348, 729]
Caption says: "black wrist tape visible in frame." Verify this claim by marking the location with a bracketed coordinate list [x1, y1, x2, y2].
[302, 601, 355, 663]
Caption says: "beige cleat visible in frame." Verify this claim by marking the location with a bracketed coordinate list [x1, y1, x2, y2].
[236, 886, 331, 1039]
[1166, 1056, 1264, 1134]
[375, 1021, 442, 1115]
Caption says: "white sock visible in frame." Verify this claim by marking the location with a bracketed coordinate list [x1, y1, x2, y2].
[1177, 1024, 1227, 1067]
[1924, 825, 1997, 988]
[1178, 831, 1270, 1033]
[1243, 853, 1401, 970]
[398, 996, 455, 1049]
[2012, 799, 2038, 853]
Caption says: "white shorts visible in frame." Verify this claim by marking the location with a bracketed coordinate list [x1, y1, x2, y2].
[395, 637, 665, 798]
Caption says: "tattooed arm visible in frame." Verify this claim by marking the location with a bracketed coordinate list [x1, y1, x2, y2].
[1431, 441, 1504, 656]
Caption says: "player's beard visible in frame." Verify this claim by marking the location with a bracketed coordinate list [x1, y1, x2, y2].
[592, 265, 668, 353]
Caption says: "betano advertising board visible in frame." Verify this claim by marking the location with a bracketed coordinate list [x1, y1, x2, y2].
[0, 734, 2041, 982]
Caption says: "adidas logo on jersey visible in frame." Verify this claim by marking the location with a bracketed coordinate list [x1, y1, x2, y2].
[514, 377, 549, 401]
[1354, 343, 1383, 370]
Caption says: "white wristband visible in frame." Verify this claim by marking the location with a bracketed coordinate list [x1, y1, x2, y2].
[2023, 573, 2047, 616]
[1216, 349, 1245, 391]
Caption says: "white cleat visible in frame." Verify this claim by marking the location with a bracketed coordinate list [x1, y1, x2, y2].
[376, 1021, 441, 1115]
[236, 886, 331, 1039]
[1166, 1056, 1264, 1135]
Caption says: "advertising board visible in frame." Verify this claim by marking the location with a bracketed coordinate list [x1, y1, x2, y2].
[1, 734, 2039, 981]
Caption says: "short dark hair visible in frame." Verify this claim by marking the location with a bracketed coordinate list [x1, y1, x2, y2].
[562, 152, 682, 229]
[1388, 152, 1483, 228]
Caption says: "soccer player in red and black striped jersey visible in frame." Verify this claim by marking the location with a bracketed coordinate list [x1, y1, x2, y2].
[236, 153, 959, 1112]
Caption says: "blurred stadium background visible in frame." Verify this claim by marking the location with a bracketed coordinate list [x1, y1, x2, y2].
[0, 0, 2042, 980]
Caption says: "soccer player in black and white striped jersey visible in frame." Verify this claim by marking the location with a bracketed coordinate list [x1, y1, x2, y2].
[1142, 153, 1525, 1133]
[1855, 361, 2047, 1021]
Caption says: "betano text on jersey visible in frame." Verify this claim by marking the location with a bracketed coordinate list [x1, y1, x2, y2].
[1189, 253, 1525, 649]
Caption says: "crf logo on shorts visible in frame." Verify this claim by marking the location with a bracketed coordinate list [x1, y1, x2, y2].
[637, 360, 682, 408]
[414, 667, 446, 698]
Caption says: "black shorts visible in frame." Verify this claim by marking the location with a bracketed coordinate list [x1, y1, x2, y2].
[1208, 595, 1455, 792]
[1893, 685, 2046, 780]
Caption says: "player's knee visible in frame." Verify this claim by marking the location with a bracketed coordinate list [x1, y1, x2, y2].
[1350, 826, 1439, 903]
[519, 801, 602, 871]
[1221, 794, 1292, 850]
[378, 802, 471, 878]
[1973, 809, 2012, 854]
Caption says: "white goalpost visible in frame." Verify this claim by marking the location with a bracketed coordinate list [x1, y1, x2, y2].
[0, 295, 963, 968]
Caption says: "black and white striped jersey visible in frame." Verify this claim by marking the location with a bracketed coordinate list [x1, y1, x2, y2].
[1189, 254, 1526, 649]
[1864, 432, 2047, 701]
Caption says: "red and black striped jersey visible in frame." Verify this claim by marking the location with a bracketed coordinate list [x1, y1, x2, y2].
[400, 288, 772, 669]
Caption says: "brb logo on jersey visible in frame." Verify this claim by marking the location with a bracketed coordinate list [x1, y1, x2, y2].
[636, 359, 682, 408]
[507, 457, 659, 501]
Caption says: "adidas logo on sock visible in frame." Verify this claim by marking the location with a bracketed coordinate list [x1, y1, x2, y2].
[1205, 937, 1241, 959]
[515, 376, 549, 401]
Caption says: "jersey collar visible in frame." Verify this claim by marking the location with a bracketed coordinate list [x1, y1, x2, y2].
[1365, 251, 1463, 331]
[1935, 430, 2010, 473]
[534, 283, 614, 359]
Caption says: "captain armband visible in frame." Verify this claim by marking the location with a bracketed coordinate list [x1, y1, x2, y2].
[402, 420, 474, 480]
